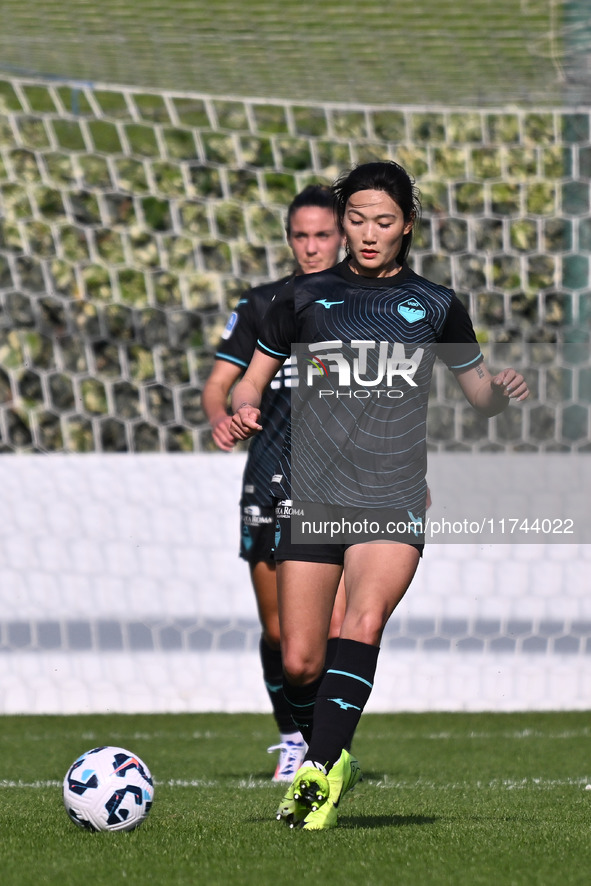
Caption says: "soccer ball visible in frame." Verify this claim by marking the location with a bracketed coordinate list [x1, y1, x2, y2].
[63, 746, 154, 832]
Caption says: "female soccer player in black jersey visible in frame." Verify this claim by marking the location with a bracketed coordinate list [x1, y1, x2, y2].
[230, 161, 529, 829]
[202, 186, 345, 783]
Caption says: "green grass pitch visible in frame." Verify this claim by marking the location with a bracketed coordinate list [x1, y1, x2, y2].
[0, 3, 586, 884]
[1, 711, 590, 885]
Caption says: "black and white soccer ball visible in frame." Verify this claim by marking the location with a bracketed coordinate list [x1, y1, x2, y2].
[63, 746, 154, 832]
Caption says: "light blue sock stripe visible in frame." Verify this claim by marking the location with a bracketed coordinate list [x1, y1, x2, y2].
[326, 668, 373, 689]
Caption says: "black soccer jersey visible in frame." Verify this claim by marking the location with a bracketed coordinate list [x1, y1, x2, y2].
[256, 260, 483, 511]
[215, 275, 294, 507]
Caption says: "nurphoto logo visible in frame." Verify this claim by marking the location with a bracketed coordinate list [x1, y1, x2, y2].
[304, 340, 424, 390]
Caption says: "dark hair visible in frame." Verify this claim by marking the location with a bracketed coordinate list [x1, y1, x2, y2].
[332, 161, 421, 264]
[286, 184, 336, 235]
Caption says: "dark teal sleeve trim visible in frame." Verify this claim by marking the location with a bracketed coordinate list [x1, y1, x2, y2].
[449, 352, 483, 371]
[256, 339, 290, 359]
[214, 352, 249, 368]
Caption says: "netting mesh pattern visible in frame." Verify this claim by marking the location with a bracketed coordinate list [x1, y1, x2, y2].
[0, 76, 589, 453]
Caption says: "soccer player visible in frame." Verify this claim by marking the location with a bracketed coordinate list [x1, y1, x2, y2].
[202, 185, 344, 782]
[229, 161, 529, 828]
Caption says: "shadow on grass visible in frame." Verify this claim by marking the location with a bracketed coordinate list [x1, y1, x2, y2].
[342, 813, 438, 829]
[248, 813, 438, 828]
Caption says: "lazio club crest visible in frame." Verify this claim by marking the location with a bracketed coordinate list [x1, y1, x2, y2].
[397, 298, 426, 323]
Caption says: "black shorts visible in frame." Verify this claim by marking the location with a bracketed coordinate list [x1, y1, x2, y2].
[239, 503, 275, 564]
[273, 500, 424, 564]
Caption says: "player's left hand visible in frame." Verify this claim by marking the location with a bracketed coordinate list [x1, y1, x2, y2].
[491, 368, 529, 401]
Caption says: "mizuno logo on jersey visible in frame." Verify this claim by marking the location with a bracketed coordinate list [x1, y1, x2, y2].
[315, 299, 345, 309]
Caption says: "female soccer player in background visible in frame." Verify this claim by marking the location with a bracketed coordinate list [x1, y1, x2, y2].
[202, 185, 345, 782]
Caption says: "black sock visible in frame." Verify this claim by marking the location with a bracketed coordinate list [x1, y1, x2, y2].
[324, 636, 339, 671]
[282, 674, 323, 746]
[259, 636, 294, 735]
[307, 638, 379, 770]
[325, 637, 352, 751]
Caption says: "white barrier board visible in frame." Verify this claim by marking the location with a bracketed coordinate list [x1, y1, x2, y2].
[0, 454, 589, 713]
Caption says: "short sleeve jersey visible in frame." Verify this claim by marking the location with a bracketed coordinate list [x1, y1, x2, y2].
[256, 260, 483, 512]
[215, 276, 294, 507]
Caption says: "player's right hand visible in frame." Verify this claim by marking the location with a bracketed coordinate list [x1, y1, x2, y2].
[211, 415, 236, 451]
[230, 404, 262, 440]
